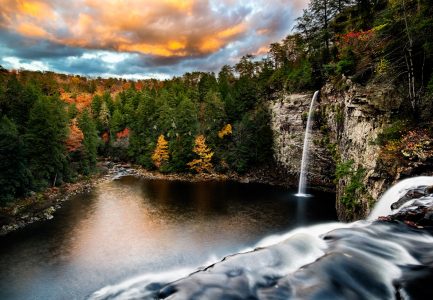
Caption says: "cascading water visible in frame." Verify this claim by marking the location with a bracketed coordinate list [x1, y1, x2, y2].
[368, 176, 433, 220]
[90, 176, 433, 300]
[296, 90, 319, 197]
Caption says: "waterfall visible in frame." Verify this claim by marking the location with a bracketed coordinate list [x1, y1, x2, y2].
[368, 176, 433, 220]
[296, 91, 319, 197]
[90, 177, 433, 300]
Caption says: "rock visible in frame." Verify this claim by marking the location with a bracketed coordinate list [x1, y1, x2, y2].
[391, 187, 427, 210]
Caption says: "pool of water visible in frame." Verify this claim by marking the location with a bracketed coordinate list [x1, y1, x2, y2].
[0, 176, 336, 299]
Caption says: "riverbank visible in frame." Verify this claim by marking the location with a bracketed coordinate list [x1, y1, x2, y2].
[0, 174, 99, 236]
[0, 161, 300, 236]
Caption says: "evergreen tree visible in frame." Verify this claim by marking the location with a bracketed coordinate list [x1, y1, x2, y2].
[78, 109, 99, 174]
[170, 95, 198, 171]
[24, 95, 68, 188]
[0, 116, 30, 204]
[110, 108, 124, 134]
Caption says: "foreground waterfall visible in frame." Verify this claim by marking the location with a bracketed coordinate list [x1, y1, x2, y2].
[90, 177, 433, 300]
[368, 176, 433, 220]
[296, 91, 319, 197]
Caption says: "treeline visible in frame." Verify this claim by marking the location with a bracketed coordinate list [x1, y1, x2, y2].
[287, 0, 433, 115]
[1, 0, 432, 204]
[93, 64, 274, 174]
[0, 67, 99, 204]
[0, 58, 276, 205]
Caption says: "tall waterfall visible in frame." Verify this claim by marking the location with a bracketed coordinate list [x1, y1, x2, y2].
[296, 91, 319, 197]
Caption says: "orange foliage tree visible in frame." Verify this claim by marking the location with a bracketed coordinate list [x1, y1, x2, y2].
[65, 119, 84, 152]
[218, 123, 232, 139]
[152, 135, 169, 168]
[116, 128, 130, 140]
[187, 135, 214, 173]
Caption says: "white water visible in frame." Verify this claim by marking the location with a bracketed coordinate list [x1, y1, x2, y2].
[368, 176, 433, 220]
[90, 177, 433, 299]
[296, 91, 319, 197]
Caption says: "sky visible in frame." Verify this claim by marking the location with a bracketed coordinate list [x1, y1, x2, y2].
[0, 0, 308, 79]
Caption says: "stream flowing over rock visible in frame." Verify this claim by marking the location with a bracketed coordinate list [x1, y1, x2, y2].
[89, 177, 433, 300]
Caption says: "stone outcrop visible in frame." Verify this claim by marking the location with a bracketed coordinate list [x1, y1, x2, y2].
[268, 79, 424, 221]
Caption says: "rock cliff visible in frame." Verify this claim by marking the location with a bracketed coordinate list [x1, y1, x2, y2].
[269, 79, 431, 221]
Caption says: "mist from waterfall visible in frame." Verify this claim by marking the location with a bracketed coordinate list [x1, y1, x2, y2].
[296, 91, 319, 197]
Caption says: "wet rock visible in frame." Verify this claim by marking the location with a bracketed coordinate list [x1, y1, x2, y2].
[391, 187, 428, 210]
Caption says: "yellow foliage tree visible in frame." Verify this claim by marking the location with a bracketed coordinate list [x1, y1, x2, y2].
[187, 135, 214, 173]
[218, 123, 232, 139]
[152, 135, 169, 168]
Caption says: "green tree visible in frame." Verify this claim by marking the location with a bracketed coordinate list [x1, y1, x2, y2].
[170, 95, 198, 171]
[0, 117, 30, 204]
[24, 95, 69, 188]
[78, 109, 99, 174]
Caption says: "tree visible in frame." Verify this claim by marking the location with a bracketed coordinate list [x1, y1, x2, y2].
[218, 124, 232, 139]
[65, 119, 84, 152]
[152, 134, 169, 169]
[78, 109, 99, 174]
[0, 116, 30, 204]
[187, 135, 214, 173]
[98, 101, 111, 129]
[169, 95, 198, 171]
[24, 95, 68, 188]
[378, 0, 433, 114]
[110, 108, 124, 134]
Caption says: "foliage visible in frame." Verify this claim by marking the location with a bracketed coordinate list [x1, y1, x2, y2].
[374, 120, 407, 145]
[77, 109, 99, 174]
[187, 135, 214, 173]
[24, 95, 69, 189]
[218, 124, 232, 139]
[152, 135, 169, 169]
[65, 119, 84, 152]
[335, 159, 366, 210]
[380, 128, 433, 163]
[0, 116, 30, 204]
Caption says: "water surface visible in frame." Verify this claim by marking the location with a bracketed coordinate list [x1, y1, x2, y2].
[0, 176, 336, 299]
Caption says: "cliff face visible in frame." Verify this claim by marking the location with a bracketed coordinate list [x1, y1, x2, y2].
[269, 94, 335, 190]
[269, 80, 408, 221]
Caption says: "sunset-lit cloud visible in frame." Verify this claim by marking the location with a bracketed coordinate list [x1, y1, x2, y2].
[0, 0, 309, 78]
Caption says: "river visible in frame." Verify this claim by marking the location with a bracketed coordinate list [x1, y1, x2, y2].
[0, 176, 336, 299]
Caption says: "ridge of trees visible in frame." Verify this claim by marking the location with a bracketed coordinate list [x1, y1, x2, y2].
[1, 0, 432, 205]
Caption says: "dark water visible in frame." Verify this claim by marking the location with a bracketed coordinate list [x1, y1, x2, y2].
[0, 176, 336, 300]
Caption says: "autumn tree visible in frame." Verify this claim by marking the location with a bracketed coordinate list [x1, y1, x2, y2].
[187, 135, 214, 173]
[218, 124, 232, 139]
[65, 119, 84, 152]
[152, 135, 169, 169]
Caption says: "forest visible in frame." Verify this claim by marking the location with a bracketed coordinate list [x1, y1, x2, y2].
[1, 0, 432, 205]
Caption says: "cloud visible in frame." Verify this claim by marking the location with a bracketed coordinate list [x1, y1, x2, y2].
[0, 0, 309, 78]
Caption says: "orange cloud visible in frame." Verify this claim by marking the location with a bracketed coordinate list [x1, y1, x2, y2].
[18, 1, 53, 20]
[17, 22, 49, 38]
[0, 0, 298, 61]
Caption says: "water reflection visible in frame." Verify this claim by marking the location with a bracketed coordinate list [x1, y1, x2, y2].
[0, 176, 336, 300]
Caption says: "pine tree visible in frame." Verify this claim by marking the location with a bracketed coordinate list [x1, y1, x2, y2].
[0, 116, 30, 204]
[110, 108, 124, 134]
[24, 95, 68, 188]
[98, 101, 111, 130]
[78, 109, 99, 174]
[152, 134, 169, 169]
[187, 135, 214, 173]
